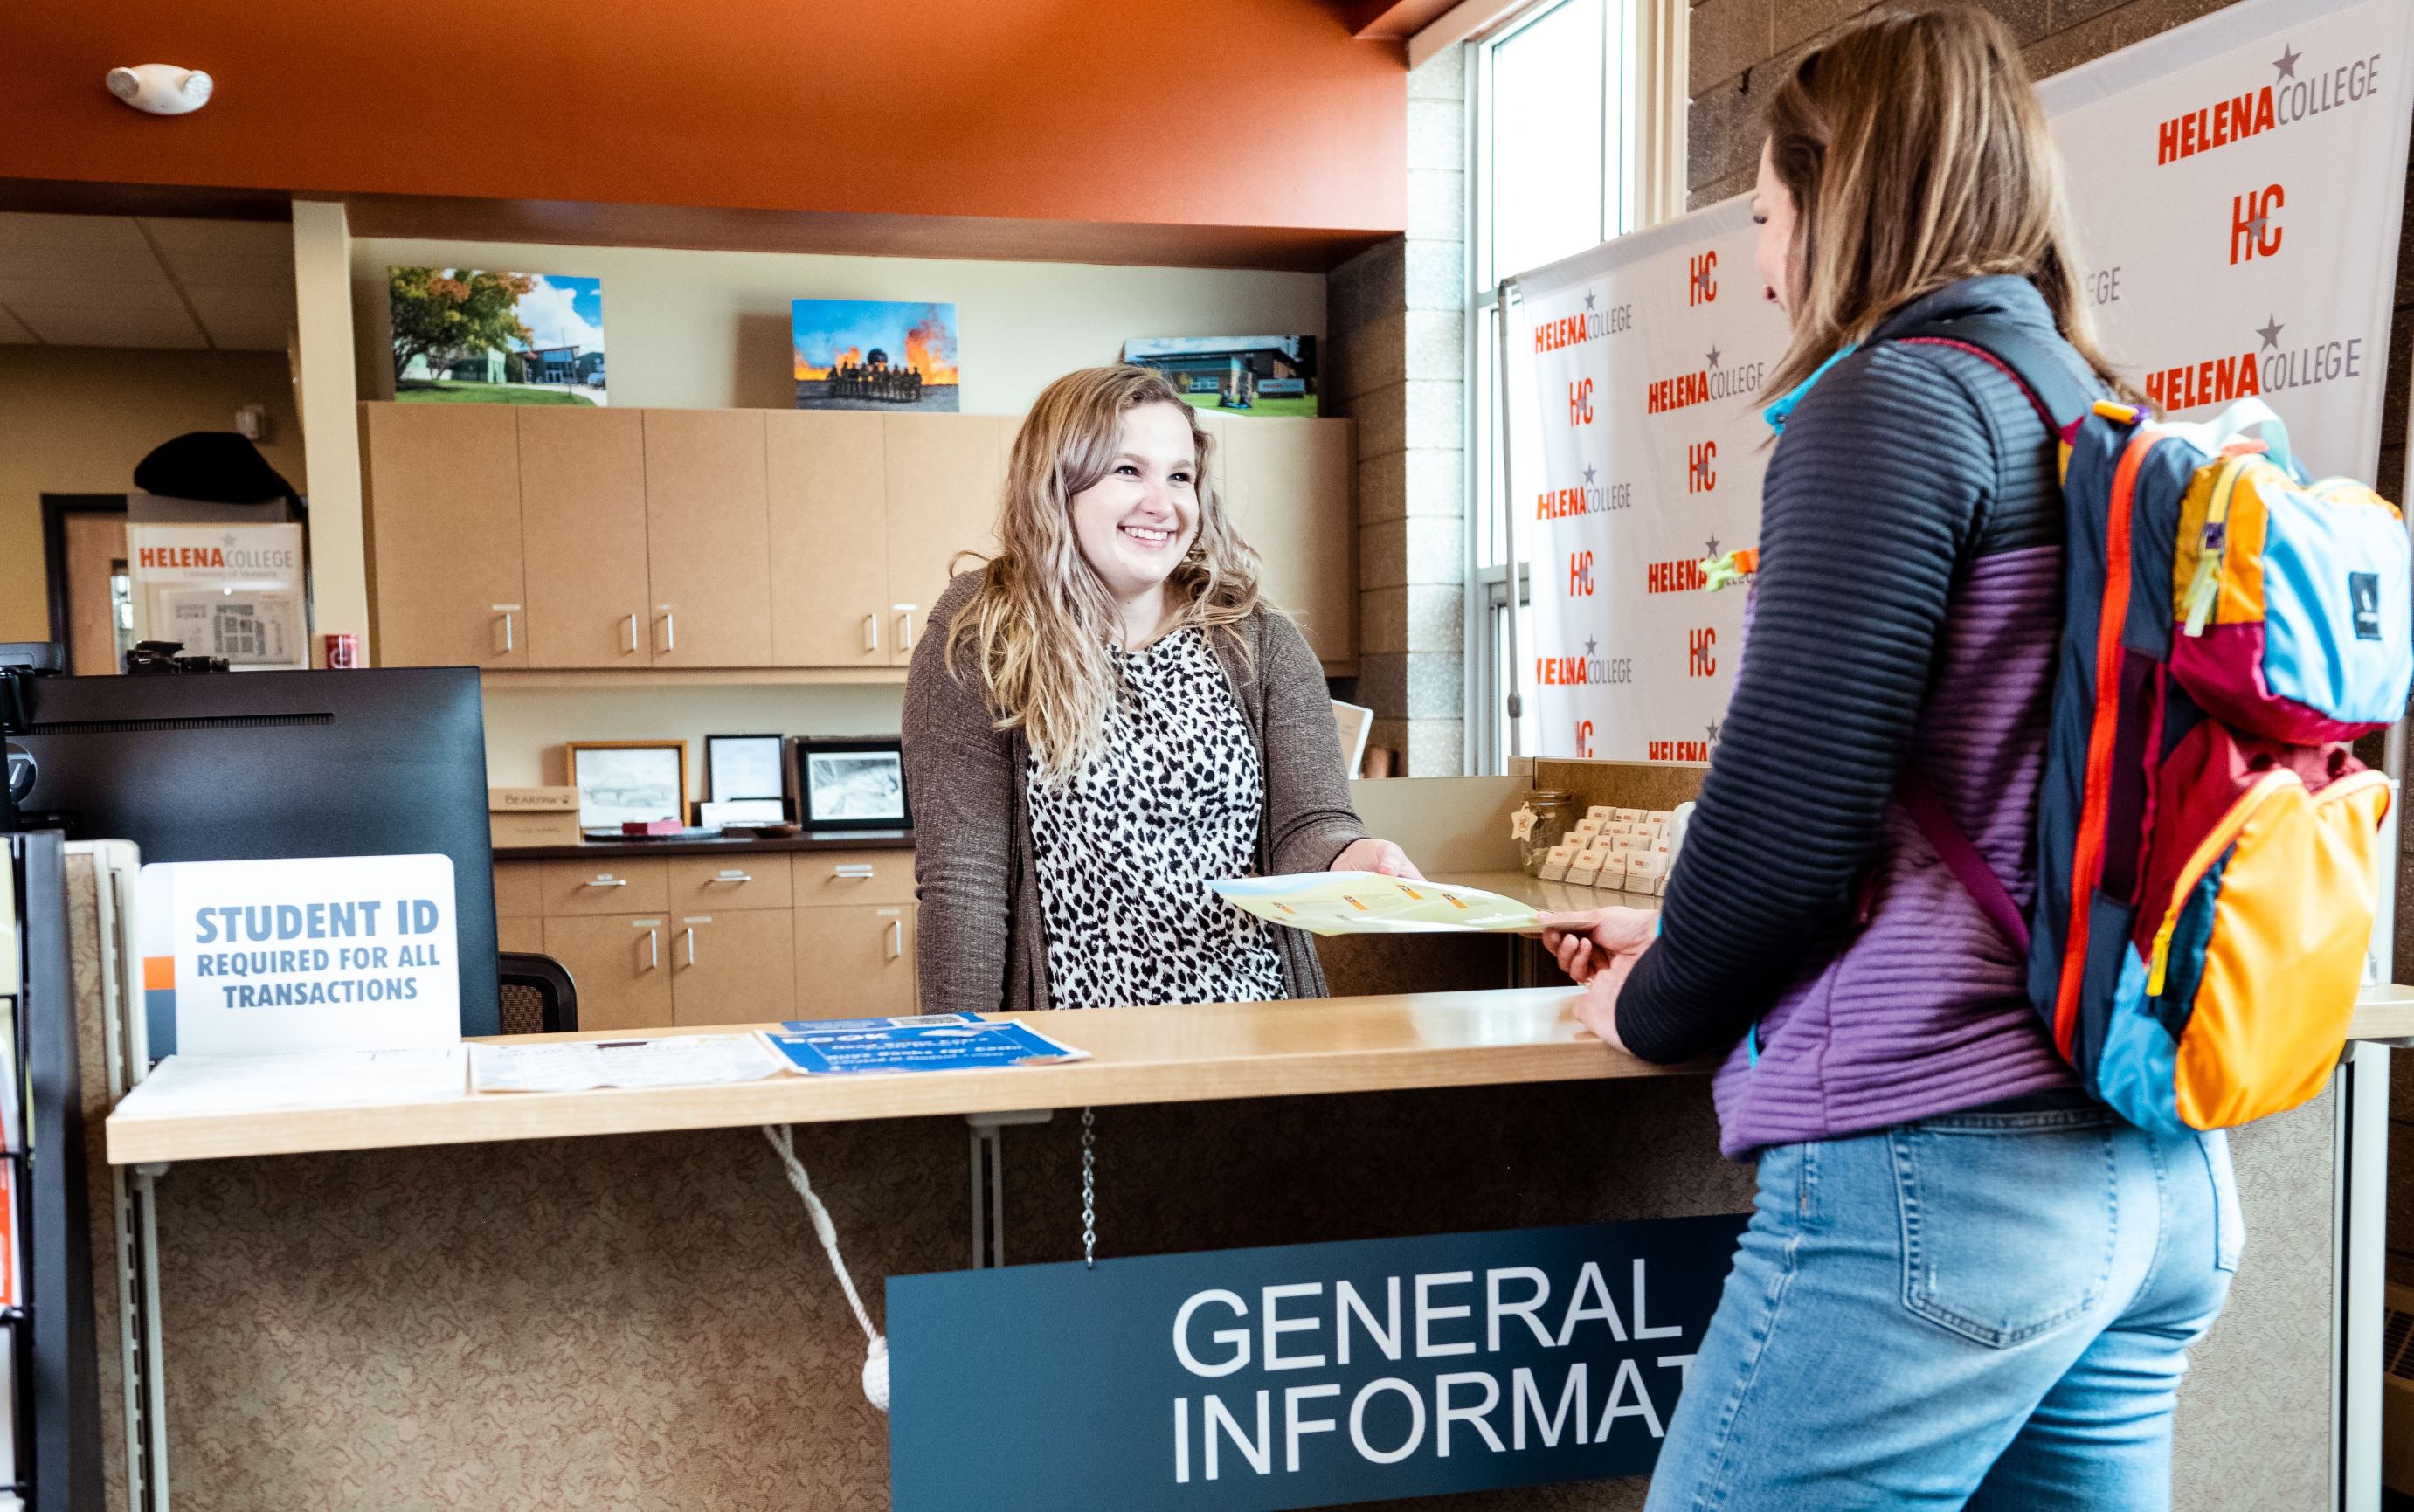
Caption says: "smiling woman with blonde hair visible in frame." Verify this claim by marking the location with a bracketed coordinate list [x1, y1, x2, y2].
[903, 363, 1417, 1015]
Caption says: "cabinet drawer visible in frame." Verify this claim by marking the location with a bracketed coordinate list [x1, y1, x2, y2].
[793, 904, 916, 1019]
[538, 858, 669, 915]
[670, 910, 799, 1026]
[494, 860, 543, 920]
[667, 853, 793, 912]
[795, 849, 915, 908]
[542, 913, 674, 1032]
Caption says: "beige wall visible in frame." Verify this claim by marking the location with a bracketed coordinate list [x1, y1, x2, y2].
[0, 347, 308, 645]
[349, 237, 1329, 413]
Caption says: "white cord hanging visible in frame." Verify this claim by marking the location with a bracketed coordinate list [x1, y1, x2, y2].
[762, 1123, 889, 1412]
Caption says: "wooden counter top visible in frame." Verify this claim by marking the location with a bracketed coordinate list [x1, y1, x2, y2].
[108, 981, 2414, 1167]
[107, 988, 1699, 1166]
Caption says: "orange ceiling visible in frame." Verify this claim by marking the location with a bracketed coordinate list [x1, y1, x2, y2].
[0, 1, 1407, 247]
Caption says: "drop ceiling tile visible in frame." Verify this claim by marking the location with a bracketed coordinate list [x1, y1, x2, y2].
[13, 304, 207, 349]
[0, 307, 35, 343]
[0, 277, 188, 312]
[141, 217, 294, 287]
[185, 283, 295, 349]
[0, 212, 165, 282]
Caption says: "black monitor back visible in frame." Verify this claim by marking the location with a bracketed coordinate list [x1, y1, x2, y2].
[15, 667, 498, 1049]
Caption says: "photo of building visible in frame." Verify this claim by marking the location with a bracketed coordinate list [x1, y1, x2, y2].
[390, 269, 609, 405]
[1123, 334, 1318, 417]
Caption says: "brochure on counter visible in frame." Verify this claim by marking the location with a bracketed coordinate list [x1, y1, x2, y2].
[470, 1034, 786, 1094]
[1210, 872, 1540, 936]
[762, 1014, 1090, 1076]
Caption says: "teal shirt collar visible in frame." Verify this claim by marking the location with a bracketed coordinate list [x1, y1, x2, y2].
[1761, 343, 1858, 433]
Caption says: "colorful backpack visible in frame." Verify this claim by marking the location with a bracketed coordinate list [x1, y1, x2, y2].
[1881, 317, 2411, 1134]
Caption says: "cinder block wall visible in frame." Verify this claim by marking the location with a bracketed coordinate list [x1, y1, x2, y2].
[1329, 45, 1470, 777]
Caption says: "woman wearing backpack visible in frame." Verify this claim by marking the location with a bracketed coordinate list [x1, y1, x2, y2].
[1542, 10, 2239, 1507]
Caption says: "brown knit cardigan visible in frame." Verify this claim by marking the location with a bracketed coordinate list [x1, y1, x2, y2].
[901, 571, 1366, 1014]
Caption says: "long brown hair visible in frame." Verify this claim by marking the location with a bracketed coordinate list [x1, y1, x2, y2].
[1760, 6, 2130, 398]
[946, 365, 1264, 782]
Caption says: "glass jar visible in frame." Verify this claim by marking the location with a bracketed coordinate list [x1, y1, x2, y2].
[1518, 788, 1575, 876]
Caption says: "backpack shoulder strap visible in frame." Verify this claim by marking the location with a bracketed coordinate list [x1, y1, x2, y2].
[1884, 315, 2097, 441]
[1899, 775, 2033, 954]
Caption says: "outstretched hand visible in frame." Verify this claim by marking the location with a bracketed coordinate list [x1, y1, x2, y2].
[1331, 837, 1424, 880]
[1538, 907, 1656, 1054]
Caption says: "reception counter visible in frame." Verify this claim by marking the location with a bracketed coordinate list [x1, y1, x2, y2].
[63, 782, 2397, 1512]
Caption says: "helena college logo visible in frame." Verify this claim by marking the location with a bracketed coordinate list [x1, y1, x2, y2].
[1533, 289, 1631, 353]
[2156, 42, 2386, 164]
[1534, 638, 1632, 688]
[1535, 464, 1628, 521]
[1645, 345, 1767, 416]
[2142, 314, 2364, 413]
[1647, 721, 1719, 764]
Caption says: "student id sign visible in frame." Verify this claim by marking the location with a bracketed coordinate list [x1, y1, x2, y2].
[889, 1215, 1747, 1510]
[139, 855, 462, 1056]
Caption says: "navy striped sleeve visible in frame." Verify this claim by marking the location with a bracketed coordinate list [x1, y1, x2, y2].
[1613, 344, 1998, 1064]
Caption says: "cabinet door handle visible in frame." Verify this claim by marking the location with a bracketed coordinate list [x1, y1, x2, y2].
[896, 609, 916, 651]
[713, 869, 752, 884]
[584, 875, 628, 888]
[624, 613, 640, 654]
[496, 610, 515, 654]
[641, 929, 659, 970]
[659, 609, 676, 654]
[863, 613, 881, 652]
[886, 919, 903, 961]
[683, 927, 696, 967]
[833, 863, 875, 880]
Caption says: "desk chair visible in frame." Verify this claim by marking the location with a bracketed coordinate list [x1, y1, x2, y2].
[496, 952, 579, 1034]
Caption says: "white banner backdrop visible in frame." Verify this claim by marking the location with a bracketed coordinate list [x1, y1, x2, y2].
[1505, 0, 2414, 761]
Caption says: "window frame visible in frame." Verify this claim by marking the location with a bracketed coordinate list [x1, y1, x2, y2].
[1462, 0, 1681, 772]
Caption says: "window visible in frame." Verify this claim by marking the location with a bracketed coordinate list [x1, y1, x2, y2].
[1463, 0, 1654, 771]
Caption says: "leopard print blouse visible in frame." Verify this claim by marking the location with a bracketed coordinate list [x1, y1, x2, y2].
[1024, 626, 1285, 1011]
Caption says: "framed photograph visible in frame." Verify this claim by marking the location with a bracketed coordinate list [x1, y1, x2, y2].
[792, 300, 959, 411]
[706, 733, 787, 804]
[795, 737, 910, 832]
[1122, 335, 1317, 417]
[565, 741, 688, 830]
[389, 268, 607, 404]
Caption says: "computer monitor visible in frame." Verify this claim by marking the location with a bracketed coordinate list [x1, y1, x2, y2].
[12, 666, 499, 1051]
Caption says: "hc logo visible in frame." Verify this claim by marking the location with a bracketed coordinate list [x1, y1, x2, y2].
[1574, 720, 1595, 758]
[2230, 184, 2284, 265]
[1569, 378, 1594, 425]
[2352, 572, 2382, 640]
[1687, 627, 1717, 678]
[1568, 550, 1595, 597]
[1687, 441, 1718, 494]
[1689, 252, 1718, 306]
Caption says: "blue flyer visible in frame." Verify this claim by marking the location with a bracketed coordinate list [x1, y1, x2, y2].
[763, 1014, 1090, 1076]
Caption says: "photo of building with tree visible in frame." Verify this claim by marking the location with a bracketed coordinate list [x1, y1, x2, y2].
[389, 268, 609, 405]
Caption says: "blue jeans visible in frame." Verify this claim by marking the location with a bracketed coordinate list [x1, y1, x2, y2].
[1646, 1101, 2241, 1510]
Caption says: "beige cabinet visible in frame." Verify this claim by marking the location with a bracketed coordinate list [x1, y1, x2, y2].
[363, 404, 529, 668]
[537, 858, 668, 916]
[518, 407, 653, 667]
[542, 913, 674, 1032]
[643, 409, 772, 667]
[1221, 417, 1356, 666]
[882, 414, 1006, 665]
[793, 848, 916, 908]
[366, 403, 1353, 676]
[669, 908, 799, 1026]
[793, 904, 916, 1019]
[668, 853, 793, 913]
[767, 412, 890, 667]
[497, 916, 546, 956]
